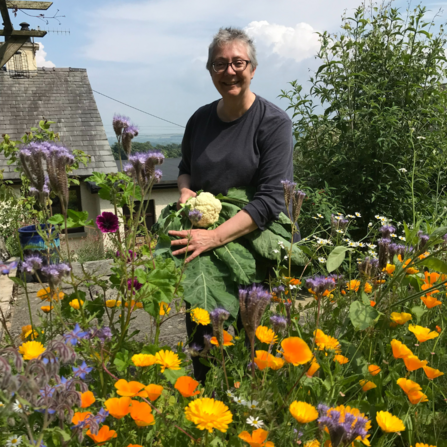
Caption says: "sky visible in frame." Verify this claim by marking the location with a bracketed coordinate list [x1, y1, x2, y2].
[6, 0, 447, 139]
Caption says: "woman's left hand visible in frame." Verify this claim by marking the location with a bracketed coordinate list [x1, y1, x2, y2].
[168, 229, 221, 263]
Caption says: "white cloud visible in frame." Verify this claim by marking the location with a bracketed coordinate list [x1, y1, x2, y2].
[245, 21, 320, 62]
[35, 42, 55, 68]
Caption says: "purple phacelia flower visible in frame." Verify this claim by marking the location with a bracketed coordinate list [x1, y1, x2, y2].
[41, 263, 71, 286]
[305, 275, 336, 297]
[112, 114, 131, 137]
[379, 225, 396, 238]
[281, 179, 297, 209]
[22, 255, 42, 273]
[189, 209, 203, 226]
[96, 211, 119, 233]
[270, 314, 287, 332]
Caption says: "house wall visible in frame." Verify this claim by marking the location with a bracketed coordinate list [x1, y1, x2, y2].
[151, 188, 179, 219]
[80, 182, 100, 235]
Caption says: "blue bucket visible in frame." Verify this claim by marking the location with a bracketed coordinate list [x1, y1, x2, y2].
[18, 224, 60, 252]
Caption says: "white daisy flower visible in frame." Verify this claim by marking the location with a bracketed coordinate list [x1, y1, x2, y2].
[289, 284, 297, 290]
[317, 214, 323, 218]
[390, 233, 397, 238]
[336, 230, 344, 234]
[337, 212, 343, 216]
[399, 236, 406, 241]
[226, 390, 235, 398]
[368, 223, 373, 227]
[6, 436, 22, 447]
[0, 402, 4, 408]
[12, 402, 27, 413]
[347, 214, 355, 218]
[375, 215, 381, 219]
[335, 215, 342, 220]
[348, 242, 358, 247]
[417, 136, 426, 140]
[379, 217, 387, 222]
[357, 242, 365, 247]
[318, 257, 326, 263]
[246, 416, 264, 428]
[245, 400, 259, 410]
[398, 168, 407, 173]
[273, 249, 279, 254]
[312, 216, 319, 219]
[284, 255, 289, 260]
[355, 212, 361, 217]
[233, 396, 245, 405]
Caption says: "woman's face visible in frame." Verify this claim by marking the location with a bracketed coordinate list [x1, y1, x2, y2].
[210, 41, 256, 100]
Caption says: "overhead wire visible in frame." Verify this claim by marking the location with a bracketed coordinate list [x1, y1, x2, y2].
[92, 89, 186, 129]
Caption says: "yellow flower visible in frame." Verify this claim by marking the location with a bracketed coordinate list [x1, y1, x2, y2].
[154, 349, 181, 372]
[18, 341, 46, 360]
[185, 397, 233, 433]
[412, 444, 437, 447]
[359, 380, 377, 392]
[314, 329, 341, 353]
[304, 441, 320, 447]
[106, 300, 121, 308]
[408, 324, 439, 343]
[255, 326, 278, 344]
[376, 411, 405, 433]
[191, 308, 211, 325]
[402, 258, 419, 275]
[364, 282, 372, 293]
[289, 401, 318, 423]
[391, 339, 413, 359]
[397, 378, 428, 404]
[384, 264, 395, 275]
[69, 299, 84, 310]
[390, 312, 412, 325]
[403, 355, 428, 371]
[40, 305, 53, 313]
[333, 355, 349, 365]
[20, 325, 38, 341]
[159, 301, 171, 315]
[36, 287, 65, 302]
[346, 280, 360, 292]
[423, 365, 444, 380]
[131, 353, 157, 367]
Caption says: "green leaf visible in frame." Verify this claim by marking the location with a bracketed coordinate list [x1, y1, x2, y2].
[163, 367, 187, 384]
[327, 246, 353, 273]
[153, 234, 172, 256]
[420, 257, 447, 274]
[114, 350, 132, 372]
[182, 252, 239, 318]
[47, 214, 64, 225]
[226, 186, 256, 202]
[411, 306, 427, 323]
[349, 301, 379, 330]
[214, 241, 257, 285]
[245, 229, 306, 266]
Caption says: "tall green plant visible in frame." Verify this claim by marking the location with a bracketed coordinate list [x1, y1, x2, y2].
[282, 3, 447, 229]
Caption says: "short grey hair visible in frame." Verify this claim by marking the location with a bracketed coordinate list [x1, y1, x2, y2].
[206, 27, 258, 72]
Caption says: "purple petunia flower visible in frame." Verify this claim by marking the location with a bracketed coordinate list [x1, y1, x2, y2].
[96, 212, 119, 233]
[127, 278, 143, 294]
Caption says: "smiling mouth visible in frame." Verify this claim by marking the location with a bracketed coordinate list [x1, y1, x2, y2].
[222, 81, 239, 86]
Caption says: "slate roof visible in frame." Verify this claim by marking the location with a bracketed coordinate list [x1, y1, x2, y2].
[115, 157, 180, 187]
[0, 67, 116, 180]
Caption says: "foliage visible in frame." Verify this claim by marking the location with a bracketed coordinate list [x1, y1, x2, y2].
[282, 3, 447, 230]
[111, 140, 182, 161]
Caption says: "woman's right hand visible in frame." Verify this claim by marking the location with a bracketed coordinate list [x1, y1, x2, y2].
[177, 188, 197, 210]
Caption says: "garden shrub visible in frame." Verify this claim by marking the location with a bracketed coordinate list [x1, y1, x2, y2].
[282, 3, 447, 231]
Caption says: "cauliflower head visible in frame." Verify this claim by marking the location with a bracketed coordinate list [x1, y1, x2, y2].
[188, 192, 222, 228]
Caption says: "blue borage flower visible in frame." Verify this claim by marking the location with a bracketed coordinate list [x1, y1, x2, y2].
[72, 361, 93, 380]
[64, 323, 89, 346]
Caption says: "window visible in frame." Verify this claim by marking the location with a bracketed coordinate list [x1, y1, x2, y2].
[122, 200, 155, 235]
[51, 185, 84, 234]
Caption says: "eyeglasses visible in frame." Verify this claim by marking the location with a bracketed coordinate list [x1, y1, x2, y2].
[211, 60, 251, 74]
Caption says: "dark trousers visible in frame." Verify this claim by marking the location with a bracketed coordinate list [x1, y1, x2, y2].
[185, 303, 246, 383]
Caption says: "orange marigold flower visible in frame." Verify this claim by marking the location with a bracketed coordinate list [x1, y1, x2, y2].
[130, 400, 155, 426]
[104, 397, 131, 419]
[289, 401, 318, 423]
[114, 379, 146, 397]
[185, 397, 233, 433]
[370, 300, 376, 307]
[408, 324, 439, 343]
[154, 349, 181, 372]
[306, 357, 320, 377]
[211, 330, 234, 347]
[376, 411, 405, 433]
[402, 259, 419, 275]
[403, 355, 428, 372]
[346, 280, 360, 292]
[436, 325, 442, 333]
[106, 299, 121, 308]
[418, 251, 430, 260]
[127, 445, 144, 447]
[234, 382, 241, 389]
[255, 326, 278, 344]
[80, 391, 96, 408]
[145, 384, 163, 401]
[421, 295, 442, 309]
[281, 337, 313, 366]
[390, 312, 412, 325]
[159, 301, 171, 315]
[314, 329, 341, 353]
[20, 325, 38, 341]
[72, 411, 92, 426]
[132, 353, 157, 367]
[289, 278, 302, 286]
[18, 341, 46, 360]
[239, 428, 274, 447]
[40, 305, 53, 313]
[341, 289, 346, 295]
[69, 299, 84, 310]
[391, 339, 413, 359]
[384, 264, 396, 275]
[36, 287, 64, 302]
[304, 441, 320, 447]
[191, 308, 210, 325]
[368, 365, 381, 376]
[397, 378, 429, 404]
[175, 376, 200, 398]
[86, 425, 117, 445]
[364, 282, 372, 293]
[359, 380, 377, 392]
[333, 355, 349, 365]
[423, 365, 444, 380]
[124, 300, 143, 309]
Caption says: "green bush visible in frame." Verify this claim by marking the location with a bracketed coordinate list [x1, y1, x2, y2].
[282, 3, 447, 230]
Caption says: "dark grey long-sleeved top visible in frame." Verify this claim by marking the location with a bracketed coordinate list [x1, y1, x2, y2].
[178, 95, 293, 230]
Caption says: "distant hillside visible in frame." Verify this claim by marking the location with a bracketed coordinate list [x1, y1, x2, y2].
[107, 133, 183, 146]
[110, 140, 182, 161]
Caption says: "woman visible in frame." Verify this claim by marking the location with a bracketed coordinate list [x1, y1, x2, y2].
[168, 27, 293, 381]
